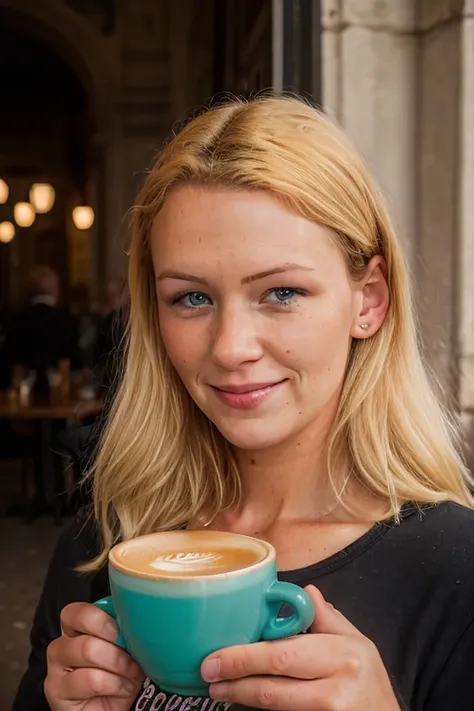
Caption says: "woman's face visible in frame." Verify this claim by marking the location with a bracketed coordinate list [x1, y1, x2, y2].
[151, 185, 387, 451]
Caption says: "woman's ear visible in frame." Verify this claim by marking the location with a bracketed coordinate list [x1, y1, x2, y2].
[351, 256, 389, 340]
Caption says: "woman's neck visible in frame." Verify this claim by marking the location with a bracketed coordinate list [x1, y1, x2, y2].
[232, 418, 340, 529]
[194, 418, 386, 568]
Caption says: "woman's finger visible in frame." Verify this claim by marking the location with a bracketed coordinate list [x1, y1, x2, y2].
[210, 675, 341, 711]
[54, 666, 141, 701]
[47, 635, 142, 683]
[202, 633, 352, 682]
[60, 603, 118, 643]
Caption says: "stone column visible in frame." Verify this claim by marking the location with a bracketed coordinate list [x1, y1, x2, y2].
[106, 0, 217, 281]
[417, 1, 463, 401]
[273, 0, 322, 98]
[105, 0, 173, 279]
[459, 1, 474, 459]
[169, 0, 196, 119]
[320, 0, 474, 406]
[321, 0, 419, 265]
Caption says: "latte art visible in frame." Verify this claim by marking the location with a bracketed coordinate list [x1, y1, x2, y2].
[110, 530, 271, 579]
[150, 552, 224, 572]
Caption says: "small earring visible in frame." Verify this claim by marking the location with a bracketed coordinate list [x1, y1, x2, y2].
[360, 324, 369, 330]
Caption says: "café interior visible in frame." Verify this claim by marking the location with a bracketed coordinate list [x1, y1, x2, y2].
[0, 1, 321, 706]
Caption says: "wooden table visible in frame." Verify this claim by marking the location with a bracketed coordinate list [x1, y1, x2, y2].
[0, 392, 103, 519]
[0, 393, 103, 421]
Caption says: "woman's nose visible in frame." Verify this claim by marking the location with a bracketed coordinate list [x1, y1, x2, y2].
[210, 308, 264, 370]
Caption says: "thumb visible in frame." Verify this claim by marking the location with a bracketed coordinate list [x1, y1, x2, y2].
[305, 585, 360, 636]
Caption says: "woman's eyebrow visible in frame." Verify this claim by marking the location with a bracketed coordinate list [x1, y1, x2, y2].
[157, 263, 314, 285]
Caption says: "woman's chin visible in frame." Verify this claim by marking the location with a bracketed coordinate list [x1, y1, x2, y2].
[214, 419, 290, 451]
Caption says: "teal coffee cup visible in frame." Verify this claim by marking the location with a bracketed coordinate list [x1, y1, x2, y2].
[95, 530, 315, 696]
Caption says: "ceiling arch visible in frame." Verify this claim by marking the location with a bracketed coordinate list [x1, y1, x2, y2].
[0, 0, 118, 121]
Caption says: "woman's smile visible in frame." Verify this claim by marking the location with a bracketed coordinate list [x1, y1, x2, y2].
[210, 379, 288, 410]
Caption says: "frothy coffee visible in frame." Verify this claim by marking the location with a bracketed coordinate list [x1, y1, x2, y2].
[110, 531, 270, 579]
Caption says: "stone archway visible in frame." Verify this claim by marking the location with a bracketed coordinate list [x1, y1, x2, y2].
[0, 0, 118, 117]
[0, 0, 120, 294]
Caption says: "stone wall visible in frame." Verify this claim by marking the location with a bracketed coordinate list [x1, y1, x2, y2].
[321, 0, 474, 451]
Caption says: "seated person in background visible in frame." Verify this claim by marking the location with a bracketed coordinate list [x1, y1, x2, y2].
[70, 283, 101, 373]
[4, 265, 82, 392]
[94, 279, 128, 394]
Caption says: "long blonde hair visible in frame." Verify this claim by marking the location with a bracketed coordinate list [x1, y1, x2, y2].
[85, 95, 473, 569]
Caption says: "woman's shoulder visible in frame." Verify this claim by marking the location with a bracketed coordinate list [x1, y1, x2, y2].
[52, 509, 103, 570]
[51, 423, 99, 462]
[389, 501, 474, 582]
[400, 500, 474, 540]
[45, 509, 107, 597]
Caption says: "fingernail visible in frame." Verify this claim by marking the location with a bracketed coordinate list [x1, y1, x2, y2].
[202, 657, 221, 682]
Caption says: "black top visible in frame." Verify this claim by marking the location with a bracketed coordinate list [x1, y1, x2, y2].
[12, 502, 474, 711]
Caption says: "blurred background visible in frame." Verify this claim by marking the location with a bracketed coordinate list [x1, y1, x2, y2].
[0, 0, 473, 707]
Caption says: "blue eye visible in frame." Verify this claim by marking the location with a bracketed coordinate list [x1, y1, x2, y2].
[174, 291, 212, 308]
[265, 288, 301, 304]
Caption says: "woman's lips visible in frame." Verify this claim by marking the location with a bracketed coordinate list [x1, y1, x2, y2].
[211, 380, 286, 410]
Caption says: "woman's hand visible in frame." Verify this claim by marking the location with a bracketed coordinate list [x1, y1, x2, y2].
[201, 586, 400, 711]
[44, 602, 145, 710]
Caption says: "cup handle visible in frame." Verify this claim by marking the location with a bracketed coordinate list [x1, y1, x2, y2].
[93, 596, 128, 650]
[262, 581, 315, 641]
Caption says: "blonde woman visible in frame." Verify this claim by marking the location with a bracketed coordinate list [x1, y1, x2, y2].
[14, 97, 474, 711]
